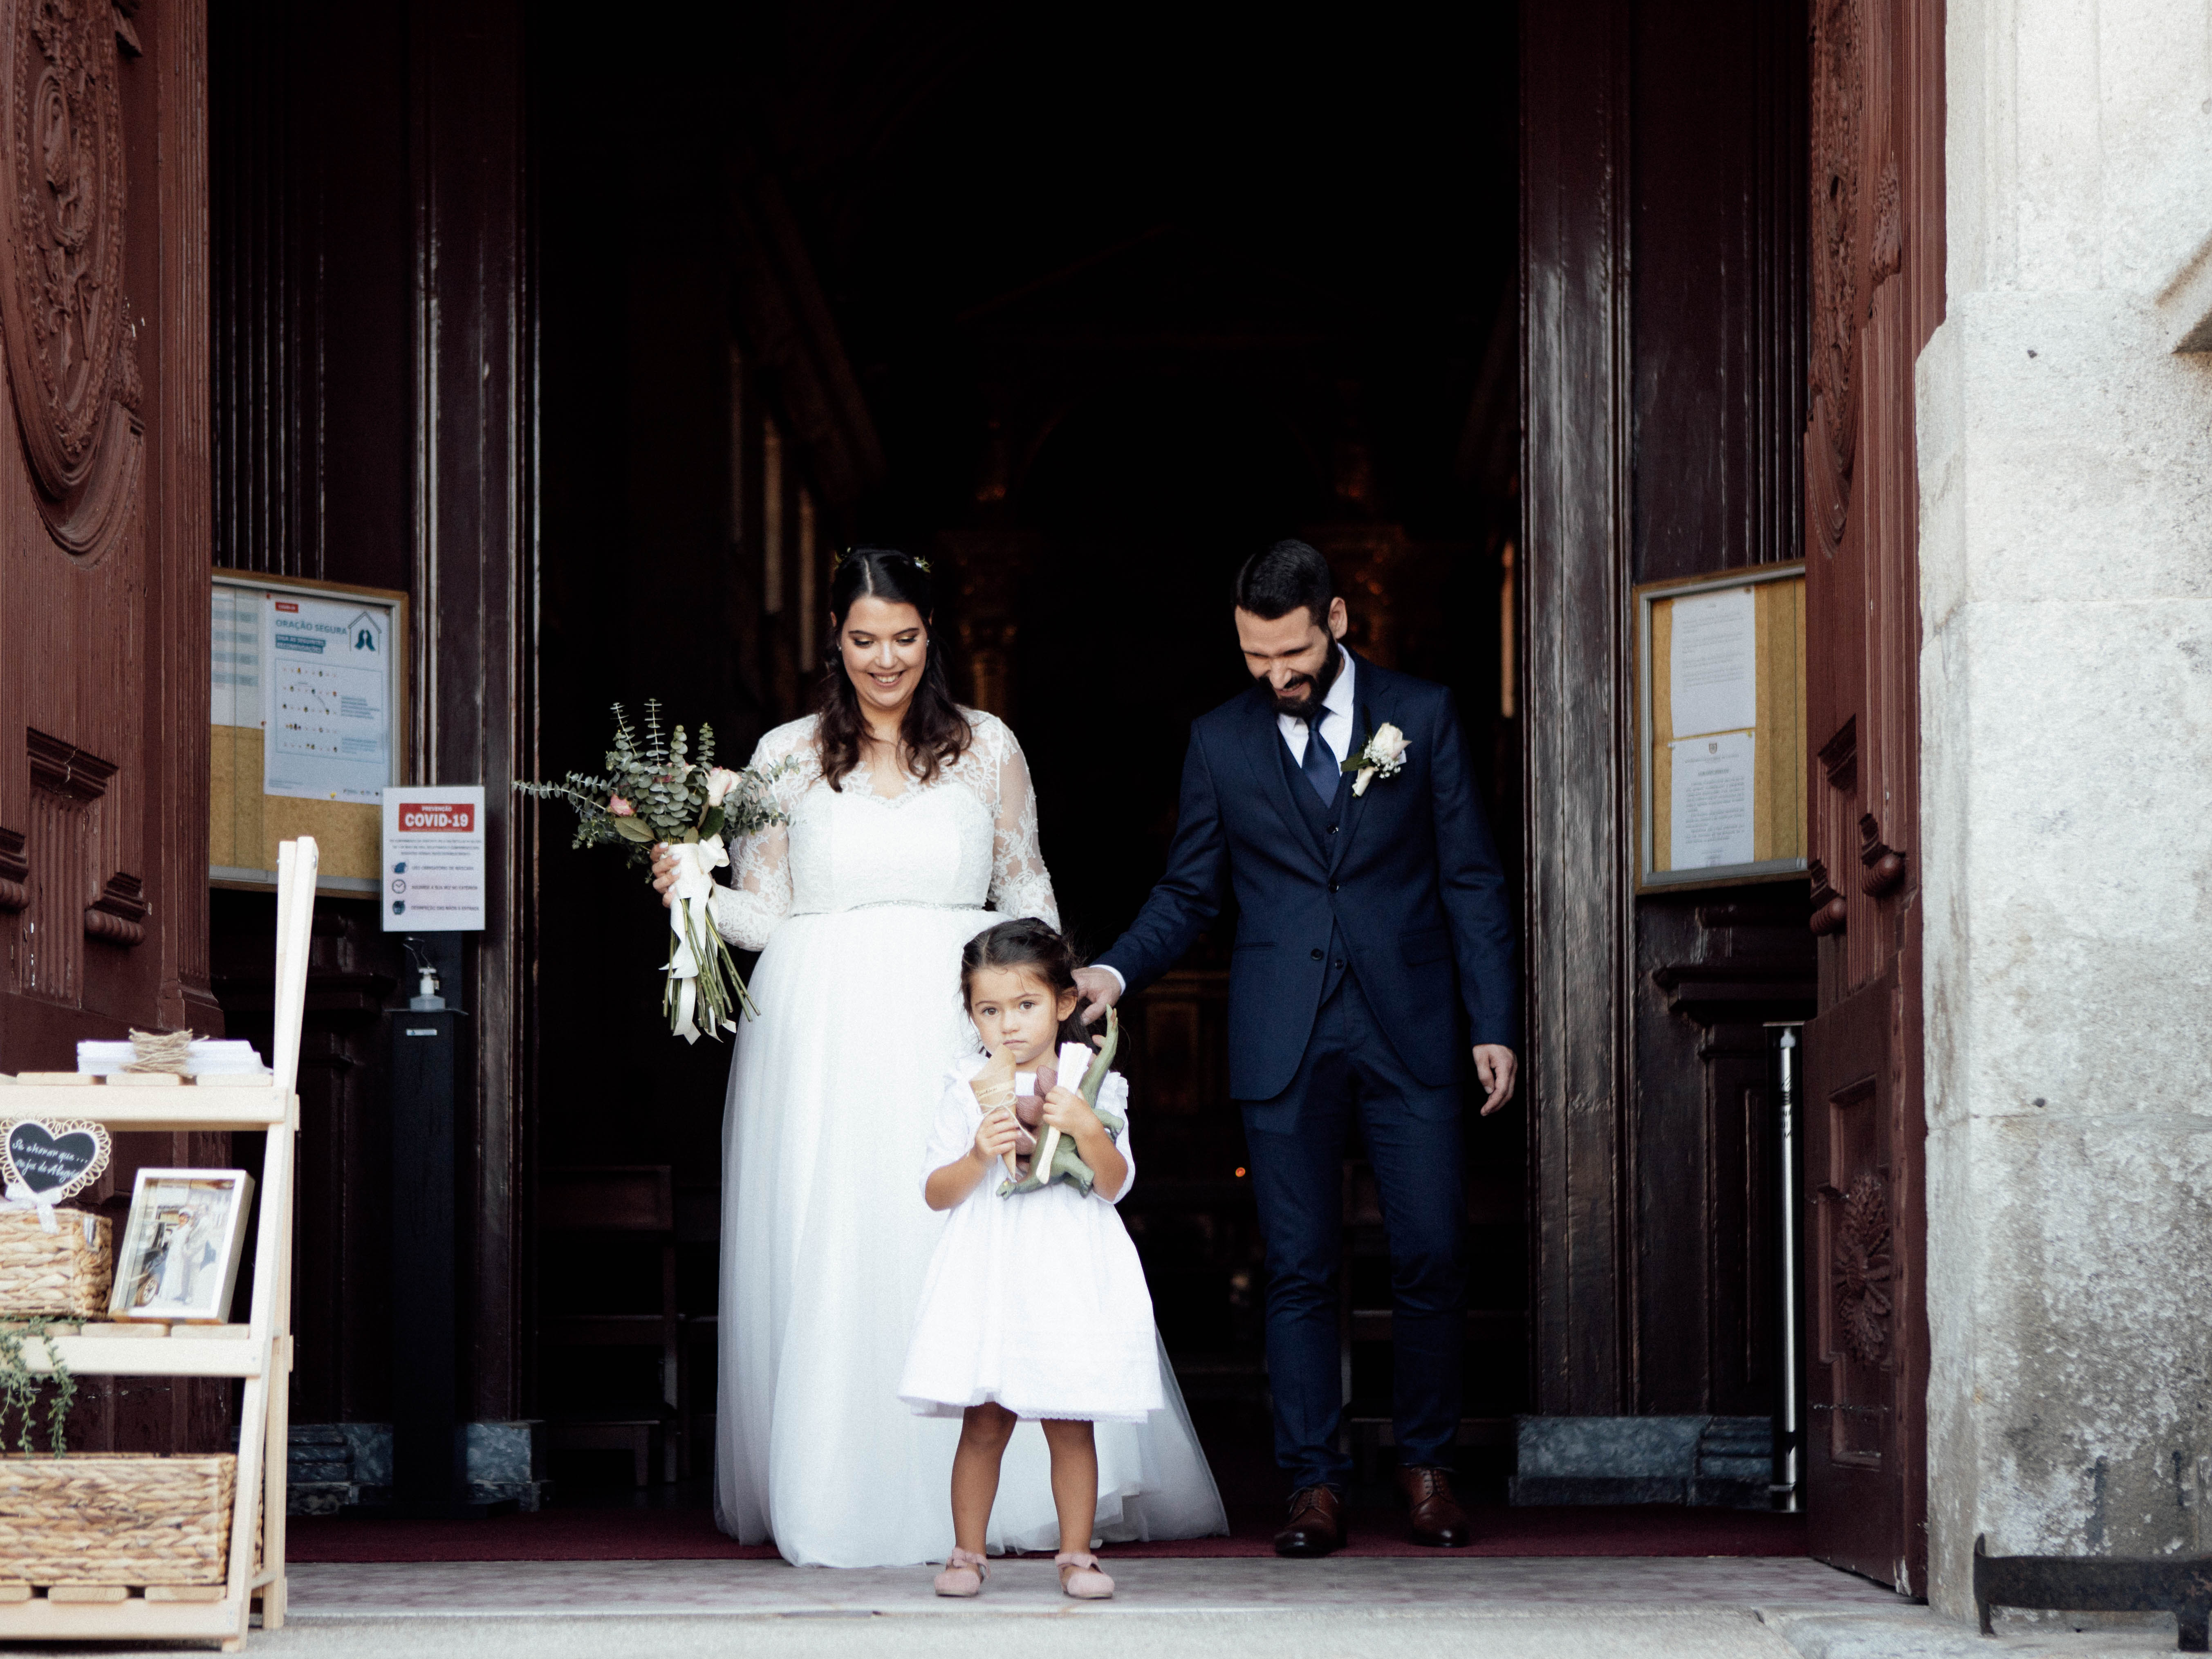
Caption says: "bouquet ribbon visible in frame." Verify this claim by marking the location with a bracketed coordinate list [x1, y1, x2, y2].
[663, 835, 731, 1045]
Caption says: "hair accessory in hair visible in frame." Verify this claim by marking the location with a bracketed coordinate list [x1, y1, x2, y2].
[831, 547, 928, 574]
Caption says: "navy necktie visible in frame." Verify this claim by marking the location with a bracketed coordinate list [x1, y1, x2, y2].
[1298, 719, 1338, 805]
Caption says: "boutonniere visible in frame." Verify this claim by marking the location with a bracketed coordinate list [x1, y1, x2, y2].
[1340, 722, 1410, 797]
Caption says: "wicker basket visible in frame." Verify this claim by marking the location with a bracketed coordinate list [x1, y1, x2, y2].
[0, 1453, 235, 1584]
[0, 1207, 112, 1318]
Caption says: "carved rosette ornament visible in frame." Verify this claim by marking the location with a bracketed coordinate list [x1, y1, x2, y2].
[1806, 0, 1863, 554]
[1869, 152, 1903, 288]
[1831, 1171, 1894, 1364]
[0, 0, 139, 555]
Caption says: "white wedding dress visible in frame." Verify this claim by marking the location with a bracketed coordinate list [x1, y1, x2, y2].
[706, 709, 1226, 1567]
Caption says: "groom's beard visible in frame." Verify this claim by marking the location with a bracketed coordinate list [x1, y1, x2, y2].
[1268, 644, 1344, 722]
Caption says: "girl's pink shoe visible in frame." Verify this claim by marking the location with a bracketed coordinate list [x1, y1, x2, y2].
[933, 1547, 988, 1597]
[1055, 1551, 1115, 1599]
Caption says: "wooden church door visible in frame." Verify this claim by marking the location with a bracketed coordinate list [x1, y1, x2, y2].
[0, 0, 217, 1064]
[1800, 0, 1941, 1596]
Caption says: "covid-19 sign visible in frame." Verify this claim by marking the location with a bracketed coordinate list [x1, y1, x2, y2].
[381, 785, 486, 932]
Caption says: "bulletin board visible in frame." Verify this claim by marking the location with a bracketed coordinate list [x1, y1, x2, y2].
[209, 569, 410, 897]
[1635, 561, 1806, 892]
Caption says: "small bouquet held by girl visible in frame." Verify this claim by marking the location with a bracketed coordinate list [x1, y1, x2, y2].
[515, 701, 789, 1042]
[968, 1002, 1121, 1197]
[897, 918, 1162, 1602]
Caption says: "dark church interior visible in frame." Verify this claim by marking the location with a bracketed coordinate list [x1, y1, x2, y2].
[204, 0, 1811, 1547]
[529, 1, 1525, 1517]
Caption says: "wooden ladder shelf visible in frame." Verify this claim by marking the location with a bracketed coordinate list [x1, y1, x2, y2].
[0, 836, 319, 1650]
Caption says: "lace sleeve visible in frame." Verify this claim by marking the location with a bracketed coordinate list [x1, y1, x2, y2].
[983, 717, 1061, 929]
[707, 723, 807, 950]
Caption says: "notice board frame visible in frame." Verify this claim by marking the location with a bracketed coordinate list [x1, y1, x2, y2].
[1634, 560, 1806, 893]
[210, 569, 411, 898]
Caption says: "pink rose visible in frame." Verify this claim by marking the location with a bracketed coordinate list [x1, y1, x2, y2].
[608, 796, 634, 817]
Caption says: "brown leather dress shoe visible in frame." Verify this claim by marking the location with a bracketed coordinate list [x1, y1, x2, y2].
[1397, 1464, 1471, 1547]
[1272, 1484, 1347, 1557]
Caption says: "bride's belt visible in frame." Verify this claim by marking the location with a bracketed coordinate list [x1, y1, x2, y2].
[786, 899, 991, 917]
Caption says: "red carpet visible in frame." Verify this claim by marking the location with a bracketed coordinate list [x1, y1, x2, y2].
[288, 1503, 1806, 1564]
[291, 1506, 781, 1563]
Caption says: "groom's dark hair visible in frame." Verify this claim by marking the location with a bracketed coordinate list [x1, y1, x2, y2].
[1232, 539, 1335, 628]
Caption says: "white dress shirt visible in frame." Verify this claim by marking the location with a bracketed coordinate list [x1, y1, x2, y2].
[1096, 648, 1354, 997]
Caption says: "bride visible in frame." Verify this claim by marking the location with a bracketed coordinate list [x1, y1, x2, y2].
[654, 547, 1225, 1568]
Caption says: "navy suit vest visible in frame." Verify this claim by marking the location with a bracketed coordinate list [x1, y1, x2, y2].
[1277, 730, 1350, 1003]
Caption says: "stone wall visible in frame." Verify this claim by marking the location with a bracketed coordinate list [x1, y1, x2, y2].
[1919, 0, 2212, 1618]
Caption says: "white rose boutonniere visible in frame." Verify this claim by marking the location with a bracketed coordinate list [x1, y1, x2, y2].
[1341, 722, 1411, 797]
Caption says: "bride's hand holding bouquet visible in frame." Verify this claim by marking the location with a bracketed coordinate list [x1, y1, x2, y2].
[517, 701, 789, 1042]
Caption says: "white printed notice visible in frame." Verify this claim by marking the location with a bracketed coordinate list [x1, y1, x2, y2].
[263, 594, 391, 802]
[210, 585, 261, 726]
[1669, 732, 1755, 870]
[381, 787, 486, 932]
[1667, 586, 1758, 738]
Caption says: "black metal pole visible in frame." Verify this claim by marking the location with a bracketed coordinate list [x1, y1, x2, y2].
[1771, 1021, 1805, 1513]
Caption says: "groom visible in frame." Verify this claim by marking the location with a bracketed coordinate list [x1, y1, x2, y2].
[1074, 540, 1517, 1556]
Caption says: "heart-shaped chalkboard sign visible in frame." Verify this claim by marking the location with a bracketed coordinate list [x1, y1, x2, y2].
[1, 1118, 112, 1206]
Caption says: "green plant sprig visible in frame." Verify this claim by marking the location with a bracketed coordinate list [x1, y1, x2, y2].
[515, 700, 788, 871]
[0, 1317, 77, 1455]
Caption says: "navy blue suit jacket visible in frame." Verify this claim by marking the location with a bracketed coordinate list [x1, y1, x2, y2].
[1098, 655, 1518, 1102]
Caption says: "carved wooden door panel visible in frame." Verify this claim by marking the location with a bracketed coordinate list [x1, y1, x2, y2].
[0, 0, 216, 1069]
[1800, 0, 1939, 1596]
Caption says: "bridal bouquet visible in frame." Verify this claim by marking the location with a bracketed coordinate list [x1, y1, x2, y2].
[516, 702, 789, 1043]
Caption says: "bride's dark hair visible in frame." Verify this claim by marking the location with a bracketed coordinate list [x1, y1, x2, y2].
[814, 548, 972, 792]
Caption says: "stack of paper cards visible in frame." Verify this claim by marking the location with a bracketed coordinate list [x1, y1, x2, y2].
[75, 1039, 272, 1078]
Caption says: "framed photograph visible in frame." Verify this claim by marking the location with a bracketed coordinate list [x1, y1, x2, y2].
[109, 1169, 256, 1325]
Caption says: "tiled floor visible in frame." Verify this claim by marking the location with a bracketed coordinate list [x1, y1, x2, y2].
[287, 1555, 1909, 1618]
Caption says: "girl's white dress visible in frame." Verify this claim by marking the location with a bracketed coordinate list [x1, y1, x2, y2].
[899, 1056, 1163, 1423]
[706, 710, 1226, 1567]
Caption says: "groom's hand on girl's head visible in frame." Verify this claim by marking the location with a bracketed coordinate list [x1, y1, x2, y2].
[1072, 966, 1121, 1025]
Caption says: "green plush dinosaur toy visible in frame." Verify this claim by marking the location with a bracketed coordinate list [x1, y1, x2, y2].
[997, 1007, 1121, 1198]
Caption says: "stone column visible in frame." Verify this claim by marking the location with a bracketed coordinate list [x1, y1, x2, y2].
[1919, 0, 2212, 1616]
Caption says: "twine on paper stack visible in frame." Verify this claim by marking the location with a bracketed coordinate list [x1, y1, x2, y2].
[123, 1029, 196, 1075]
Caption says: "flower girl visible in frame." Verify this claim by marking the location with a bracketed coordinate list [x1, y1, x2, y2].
[899, 917, 1162, 1600]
